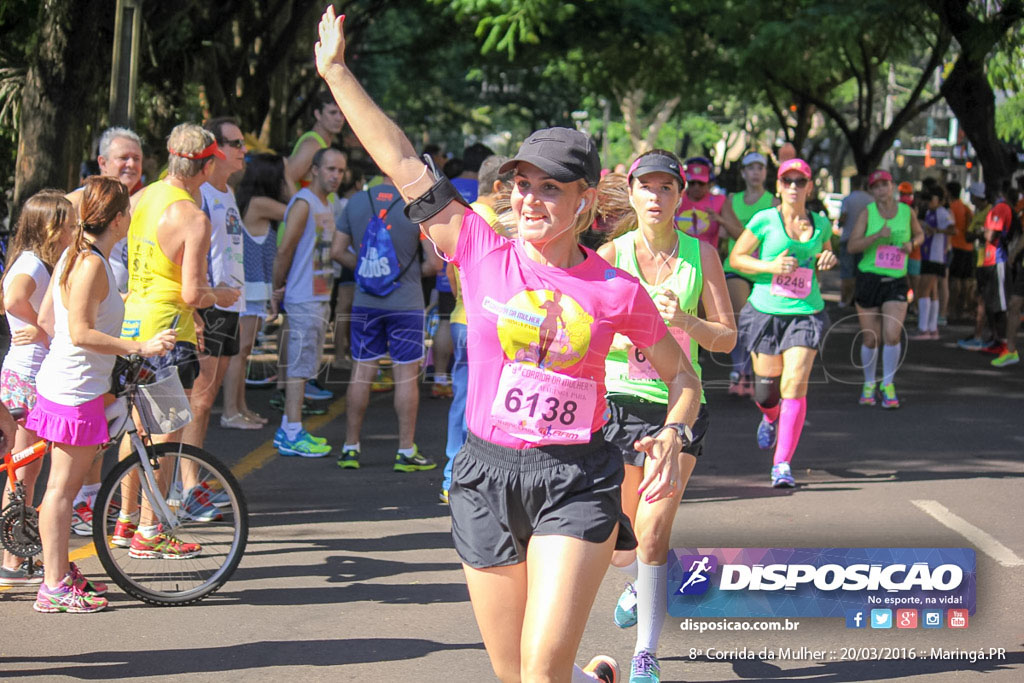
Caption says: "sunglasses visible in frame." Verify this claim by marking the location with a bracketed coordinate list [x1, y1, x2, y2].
[779, 176, 809, 188]
[222, 139, 246, 150]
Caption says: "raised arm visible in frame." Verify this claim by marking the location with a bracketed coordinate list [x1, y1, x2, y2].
[314, 8, 464, 256]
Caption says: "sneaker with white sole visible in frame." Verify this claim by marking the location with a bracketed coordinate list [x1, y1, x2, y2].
[771, 462, 795, 488]
[276, 428, 332, 457]
[33, 573, 107, 613]
[629, 650, 660, 683]
[613, 582, 637, 628]
[70, 501, 93, 536]
[0, 558, 44, 586]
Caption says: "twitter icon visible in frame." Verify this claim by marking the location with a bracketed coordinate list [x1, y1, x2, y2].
[870, 609, 892, 629]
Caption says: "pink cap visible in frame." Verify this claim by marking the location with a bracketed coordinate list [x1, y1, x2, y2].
[684, 163, 711, 183]
[777, 158, 811, 179]
[868, 169, 893, 187]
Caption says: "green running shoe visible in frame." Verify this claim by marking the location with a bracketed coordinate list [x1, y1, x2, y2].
[393, 444, 436, 472]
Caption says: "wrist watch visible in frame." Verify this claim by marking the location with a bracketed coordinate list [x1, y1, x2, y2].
[657, 422, 693, 449]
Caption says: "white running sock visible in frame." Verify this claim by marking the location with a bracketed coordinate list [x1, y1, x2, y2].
[74, 483, 101, 508]
[618, 558, 638, 580]
[917, 298, 931, 333]
[860, 344, 878, 385]
[280, 417, 302, 440]
[882, 344, 901, 386]
[634, 561, 667, 656]
[929, 297, 940, 332]
[342, 442, 360, 453]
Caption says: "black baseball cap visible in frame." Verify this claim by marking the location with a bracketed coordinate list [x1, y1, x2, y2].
[627, 154, 686, 188]
[499, 127, 601, 187]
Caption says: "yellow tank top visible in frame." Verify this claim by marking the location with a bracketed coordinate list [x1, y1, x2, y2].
[121, 181, 198, 345]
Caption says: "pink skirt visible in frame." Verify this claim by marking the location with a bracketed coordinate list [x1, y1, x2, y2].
[25, 394, 109, 447]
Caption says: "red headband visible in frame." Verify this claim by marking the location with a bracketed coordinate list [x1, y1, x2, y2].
[168, 141, 225, 161]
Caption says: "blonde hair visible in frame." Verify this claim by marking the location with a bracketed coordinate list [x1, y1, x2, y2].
[167, 123, 216, 178]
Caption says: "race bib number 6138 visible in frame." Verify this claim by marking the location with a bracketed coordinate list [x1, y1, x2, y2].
[491, 363, 596, 444]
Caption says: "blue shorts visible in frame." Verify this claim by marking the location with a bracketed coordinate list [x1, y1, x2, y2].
[350, 307, 425, 364]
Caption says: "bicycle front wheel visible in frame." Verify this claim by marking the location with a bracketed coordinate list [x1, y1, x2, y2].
[93, 442, 249, 606]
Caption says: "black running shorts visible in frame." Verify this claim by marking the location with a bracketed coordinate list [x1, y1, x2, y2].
[450, 431, 636, 568]
[602, 397, 709, 467]
[855, 271, 909, 309]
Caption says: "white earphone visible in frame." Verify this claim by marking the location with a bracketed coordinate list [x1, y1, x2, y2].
[575, 198, 586, 216]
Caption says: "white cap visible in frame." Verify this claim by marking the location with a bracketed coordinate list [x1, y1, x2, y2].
[742, 152, 767, 167]
[969, 181, 986, 197]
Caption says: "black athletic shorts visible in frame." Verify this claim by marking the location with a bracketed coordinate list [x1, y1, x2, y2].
[450, 431, 636, 568]
[602, 397, 709, 467]
[949, 249, 975, 280]
[977, 264, 1007, 313]
[738, 304, 829, 356]
[855, 271, 909, 309]
[920, 260, 947, 277]
[197, 307, 240, 357]
[142, 341, 200, 391]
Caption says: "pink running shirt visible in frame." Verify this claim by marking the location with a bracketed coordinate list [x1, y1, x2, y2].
[454, 208, 666, 448]
[677, 193, 727, 249]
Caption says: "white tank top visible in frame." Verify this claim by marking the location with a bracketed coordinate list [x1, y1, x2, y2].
[36, 246, 124, 406]
[2, 252, 51, 376]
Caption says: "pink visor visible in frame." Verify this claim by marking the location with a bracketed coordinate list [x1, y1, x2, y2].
[777, 158, 811, 179]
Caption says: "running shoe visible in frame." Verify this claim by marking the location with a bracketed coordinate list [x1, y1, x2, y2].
[727, 371, 742, 396]
[304, 380, 334, 400]
[756, 415, 777, 450]
[991, 350, 1020, 367]
[273, 429, 327, 448]
[129, 526, 201, 560]
[0, 558, 44, 586]
[582, 655, 619, 683]
[859, 382, 877, 406]
[69, 561, 107, 596]
[181, 486, 223, 522]
[110, 518, 138, 548]
[957, 337, 987, 350]
[431, 382, 453, 399]
[629, 650, 660, 683]
[276, 428, 332, 457]
[197, 481, 231, 508]
[771, 462, 795, 488]
[613, 582, 638, 628]
[880, 383, 900, 409]
[33, 573, 107, 613]
[438, 489, 449, 505]
[393, 444, 436, 472]
[337, 448, 360, 470]
[981, 341, 1008, 356]
[70, 501, 93, 537]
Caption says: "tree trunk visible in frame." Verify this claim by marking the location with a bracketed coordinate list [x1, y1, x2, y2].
[13, 0, 110, 213]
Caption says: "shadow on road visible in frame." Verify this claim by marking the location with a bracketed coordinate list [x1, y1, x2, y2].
[0, 638, 485, 678]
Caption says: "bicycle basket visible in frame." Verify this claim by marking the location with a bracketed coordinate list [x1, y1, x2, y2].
[135, 367, 193, 434]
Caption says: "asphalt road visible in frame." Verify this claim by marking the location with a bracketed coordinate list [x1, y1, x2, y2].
[1, 293, 1022, 682]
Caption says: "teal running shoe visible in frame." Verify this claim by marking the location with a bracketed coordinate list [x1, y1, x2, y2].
[613, 582, 637, 628]
[276, 428, 332, 457]
[630, 650, 660, 683]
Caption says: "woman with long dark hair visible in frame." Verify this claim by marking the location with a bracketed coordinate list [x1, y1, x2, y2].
[0, 190, 74, 585]
[27, 176, 176, 613]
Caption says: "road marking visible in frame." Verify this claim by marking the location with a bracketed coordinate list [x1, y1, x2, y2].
[911, 499, 1024, 567]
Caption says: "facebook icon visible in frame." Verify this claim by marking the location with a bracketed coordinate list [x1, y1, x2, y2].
[846, 609, 867, 628]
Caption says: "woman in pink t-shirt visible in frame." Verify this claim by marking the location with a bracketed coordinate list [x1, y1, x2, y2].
[315, 10, 702, 682]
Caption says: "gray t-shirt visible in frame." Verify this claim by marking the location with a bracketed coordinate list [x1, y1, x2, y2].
[839, 190, 873, 242]
[338, 185, 424, 311]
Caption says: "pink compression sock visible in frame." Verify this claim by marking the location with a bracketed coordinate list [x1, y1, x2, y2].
[773, 397, 807, 465]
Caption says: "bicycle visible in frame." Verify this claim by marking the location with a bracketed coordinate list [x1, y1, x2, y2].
[0, 355, 248, 606]
[0, 427, 48, 570]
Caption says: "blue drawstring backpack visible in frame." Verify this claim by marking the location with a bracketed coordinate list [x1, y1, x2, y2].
[355, 191, 408, 296]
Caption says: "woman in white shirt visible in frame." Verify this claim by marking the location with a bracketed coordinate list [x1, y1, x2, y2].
[0, 190, 74, 585]
[26, 177, 176, 613]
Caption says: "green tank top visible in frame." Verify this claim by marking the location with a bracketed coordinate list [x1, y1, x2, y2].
[858, 202, 912, 278]
[723, 191, 774, 276]
[605, 230, 705, 404]
[746, 209, 830, 315]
